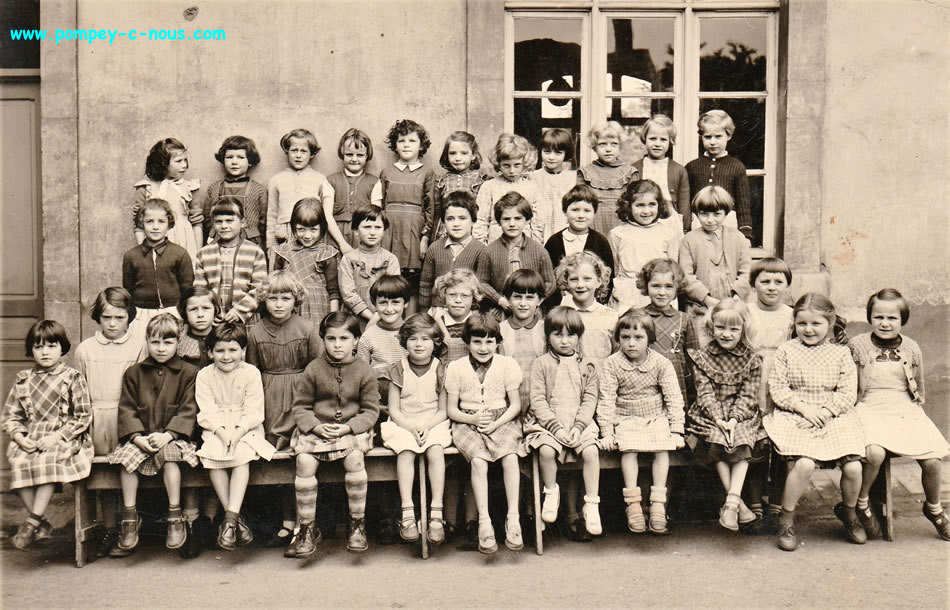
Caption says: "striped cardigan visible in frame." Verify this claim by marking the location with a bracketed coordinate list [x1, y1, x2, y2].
[200, 178, 268, 242]
[193, 239, 267, 321]
[418, 237, 488, 309]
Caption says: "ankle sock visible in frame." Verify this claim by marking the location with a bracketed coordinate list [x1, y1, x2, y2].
[767, 503, 782, 516]
[856, 496, 869, 511]
[926, 502, 943, 516]
[779, 508, 795, 528]
[26, 512, 42, 526]
[401, 505, 414, 521]
[749, 502, 764, 519]
[430, 506, 443, 521]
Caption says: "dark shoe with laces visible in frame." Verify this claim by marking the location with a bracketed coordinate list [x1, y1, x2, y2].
[179, 520, 202, 559]
[857, 505, 882, 540]
[292, 523, 321, 558]
[12, 520, 38, 551]
[218, 518, 238, 551]
[833, 503, 867, 545]
[777, 524, 799, 551]
[922, 505, 950, 541]
[347, 518, 368, 553]
[96, 528, 119, 558]
[236, 517, 254, 546]
[567, 517, 592, 542]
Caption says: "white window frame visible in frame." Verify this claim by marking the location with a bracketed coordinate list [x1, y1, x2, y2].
[505, 0, 781, 255]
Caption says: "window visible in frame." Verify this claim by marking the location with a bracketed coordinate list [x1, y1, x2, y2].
[505, 0, 780, 252]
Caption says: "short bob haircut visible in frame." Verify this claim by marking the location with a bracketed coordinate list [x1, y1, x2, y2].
[337, 128, 374, 162]
[544, 306, 585, 341]
[792, 293, 848, 345]
[214, 135, 261, 167]
[398, 313, 444, 355]
[866, 288, 910, 325]
[704, 297, 750, 343]
[503, 269, 546, 299]
[205, 321, 248, 351]
[178, 285, 222, 320]
[145, 138, 187, 182]
[561, 184, 600, 213]
[259, 269, 306, 311]
[135, 198, 176, 230]
[555, 251, 611, 304]
[636, 258, 685, 297]
[442, 191, 478, 222]
[489, 133, 537, 171]
[539, 128, 575, 163]
[146, 312, 183, 341]
[697, 109, 735, 138]
[639, 114, 677, 145]
[434, 268, 483, 305]
[461, 312, 503, 344]
[586, 121, 627, 149]
[370, 274, 412, 304]
[614, 308, 656, 345]
[493, 191, 534, 223]
[386, 119, 431, 157]
[319, 311, 362, 340]
[617, 180, 670, 224]
[290, 197, 327, 234]
[750, 256, 793, 286]
[691, 185, 734, 214]
[211, 196, 245, 219]
[25, 319, 71, 358]
[91, 286, 137, 324]
[439, 131, 482, 171]
[280, 128, 320, 156]
[350, 205, 389, 231]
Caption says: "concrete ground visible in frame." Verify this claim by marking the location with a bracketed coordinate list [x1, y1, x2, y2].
[2, 459, 948, 608]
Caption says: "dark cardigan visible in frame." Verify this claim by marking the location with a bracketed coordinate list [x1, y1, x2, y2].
[543, 228, 615, 310]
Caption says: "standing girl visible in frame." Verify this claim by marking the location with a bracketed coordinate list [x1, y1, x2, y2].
[609, 180, 682, 312]
[432, 131, 487, 241]
[597, 310, 685, 535]
[474, 134, 542, 244]
[530, 127, 577, 242]
[524, 306, 602, 538]
[632, 115, 690, 233]
[74, 288, 145, 556]
[850, 289, 950, 541]
[132, 138, 203, 260]
[556, 251, 617, 369]
[201, 135, 267, 245]
[380, 314, 453, 544]
[3, 320, 93, 550]
[325, 128, 381, 253]
[379, 119, 437, 281]
[272, 198, 341, 323]
[686, 299, 766, 531]
[267, 128, 333, 253]
[246, 270, 322, 552]
[577, 121, 639, 236]
[195, 323, 276, 550]
[446, 314, 526, 554]
[338, 206, 401, 328]
[763, 293, 865, 551]
[290, 312, 380, 557]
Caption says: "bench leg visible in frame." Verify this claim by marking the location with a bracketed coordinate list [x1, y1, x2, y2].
[870, 457, 894, 541]
[74, 482, 101, 568]
[532, 453, 543, 555]
[418, 455, 429, 559]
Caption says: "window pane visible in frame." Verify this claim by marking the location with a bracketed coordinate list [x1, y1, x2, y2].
[604, 98, 675, 161]
[698, 98, 765, 170]
[748, 175, 764, 248]
[606, 18, 675, 93]
[514, 17, 583, 92]
[699, 17, 767, 92]
[515, 97, 581, 167]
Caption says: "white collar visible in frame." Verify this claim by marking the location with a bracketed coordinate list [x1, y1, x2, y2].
[343, 168, 365, 178]
[394, 161, 423, 171]
[95, 329, 132, 345]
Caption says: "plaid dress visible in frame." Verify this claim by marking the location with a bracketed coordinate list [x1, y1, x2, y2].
[597, 350, 685, 452]
[2, 365, 94, 489]
[647, 304, 699, 401]
[273, 239, 340, 324]
[446, 355, 526, 462]
[763, 339, 865, 462]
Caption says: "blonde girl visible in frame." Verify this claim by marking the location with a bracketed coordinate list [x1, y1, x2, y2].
[474, 133, 542, 243]
[577, 121, 638, 236]
[380, 314, 453, 544]
[433, 131, 487, 240]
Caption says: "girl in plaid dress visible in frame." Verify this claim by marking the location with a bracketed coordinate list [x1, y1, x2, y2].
[272, 198, 340, 323]
[597, 310, 685, 535]
[3, 320, 93, 551]
[109, 313, 200, 554]
[763, 293, 865, 552]
[290, 312, 380, 557]
[686, 299, 766, 532]
[446, 314, 526, 554]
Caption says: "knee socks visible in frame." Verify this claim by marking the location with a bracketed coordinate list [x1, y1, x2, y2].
[345, 469, 368, 519]
[295, 476, 318, 524]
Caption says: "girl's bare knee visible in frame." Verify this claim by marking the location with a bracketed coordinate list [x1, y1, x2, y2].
[866, 444, 886, 465]
[343, 450, 365, 473]
[296, 453, 317, 477]
[794, 458, 816, 474]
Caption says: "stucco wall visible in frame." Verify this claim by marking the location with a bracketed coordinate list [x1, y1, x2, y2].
[821, 0, 949, 307]
[72, 0, 470, 336]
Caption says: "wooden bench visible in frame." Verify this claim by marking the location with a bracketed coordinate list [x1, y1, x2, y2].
[74, 447, 461, 567]
[529, 451, 893, 555]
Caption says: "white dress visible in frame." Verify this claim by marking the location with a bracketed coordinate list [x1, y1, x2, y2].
[381, 358, 453, 453]
[608, 219, 682, 312]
